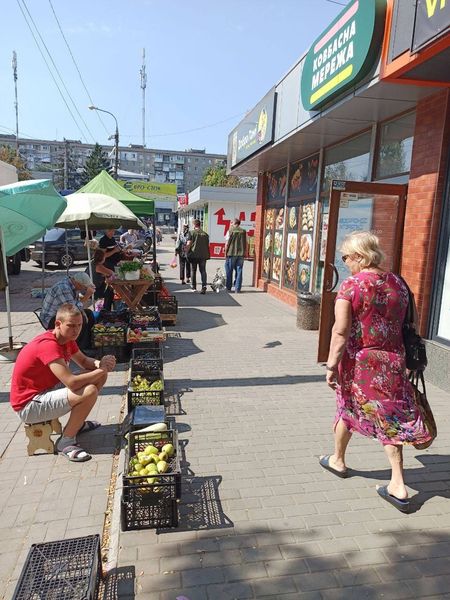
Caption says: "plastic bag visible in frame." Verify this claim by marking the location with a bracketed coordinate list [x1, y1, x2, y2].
[170, 256, 177, 269]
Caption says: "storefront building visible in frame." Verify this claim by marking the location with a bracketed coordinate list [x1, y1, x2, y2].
[227, 0, 450, 389]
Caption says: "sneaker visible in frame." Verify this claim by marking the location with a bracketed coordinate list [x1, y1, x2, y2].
[186, 278, 191, 283]
[191, 286, 197, 292]
[200, 287, 206, 295]
[181, 280, 186, 285]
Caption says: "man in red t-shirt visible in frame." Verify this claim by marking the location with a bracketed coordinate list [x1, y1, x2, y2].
[11, 303, 116, 462]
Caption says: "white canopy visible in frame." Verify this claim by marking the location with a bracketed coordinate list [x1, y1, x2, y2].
[56, 192, 144, 229]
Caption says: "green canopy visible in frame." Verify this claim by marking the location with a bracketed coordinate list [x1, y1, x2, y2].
[78, 170, 154, 217]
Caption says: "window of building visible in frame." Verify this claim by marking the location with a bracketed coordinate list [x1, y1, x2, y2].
[375, 112, 415, 180]
[323, 131, 372, 192]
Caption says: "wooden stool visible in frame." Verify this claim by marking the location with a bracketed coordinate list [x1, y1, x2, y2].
[25, 418, 62, 456]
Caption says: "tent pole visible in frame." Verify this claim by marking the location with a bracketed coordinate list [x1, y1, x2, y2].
[41, 234, 45, 302]
[85, 221, 93, 281]
[0, 228, 14, 350]
[151, 214, 157, 269]
[65, 229, 69, 276]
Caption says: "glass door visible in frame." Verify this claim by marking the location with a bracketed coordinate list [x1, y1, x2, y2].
[317, 180, 407, 362]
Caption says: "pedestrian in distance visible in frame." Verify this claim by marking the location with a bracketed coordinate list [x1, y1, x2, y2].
[185, 219, 210, 294]
[40, 271, 96, 350]
[321, 231, 432, 513]
[175, 223, 191, 285]
[10, 303, 116, 462]
[225, 218, 247, 293]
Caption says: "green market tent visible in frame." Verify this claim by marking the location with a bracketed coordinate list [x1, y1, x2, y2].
[78, 170, 154, 217]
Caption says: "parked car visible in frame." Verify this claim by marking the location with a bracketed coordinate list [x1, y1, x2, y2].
[29, 228, 89, 269]
[6, 248, 30, 275]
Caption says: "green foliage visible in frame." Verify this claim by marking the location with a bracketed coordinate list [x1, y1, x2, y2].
[119, 260, 141, 273]
[0, 145, 32, 181]
[201, 165, 256, 189]
[81, 143, 112, 184]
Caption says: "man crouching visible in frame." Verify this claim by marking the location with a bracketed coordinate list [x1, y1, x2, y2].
[10, 303, 116, 462]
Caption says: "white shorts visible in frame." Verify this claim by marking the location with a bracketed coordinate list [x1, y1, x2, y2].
[18, 387, 71, 424]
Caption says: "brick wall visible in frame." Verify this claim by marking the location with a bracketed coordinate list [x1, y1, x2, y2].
[253, 173, 266, 287]
[401, 89, 450, 337]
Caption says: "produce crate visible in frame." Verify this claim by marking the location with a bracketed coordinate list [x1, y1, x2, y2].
[92, 325, 127, 347]
[98, 308, 130, 324]
[160, 313, 177, 326]
[130, 356, 161, 377]
[12, 534, 102, 600]
[132, 342, 164, 364]
[128, 405, 167, 432]
[121, 430, 181, 530]
[127, 327, 166, 344]
[127, 370, 164, 411]
[94, 344, 131, 364]
[130, 307, 161, 330]
[157, 295, 178, 315]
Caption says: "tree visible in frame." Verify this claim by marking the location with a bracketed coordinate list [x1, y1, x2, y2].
[53, 144, 83, 191]
[0, 145, 32, 181]
[201, 165, 256, 188]
[81, 143, 112, 184]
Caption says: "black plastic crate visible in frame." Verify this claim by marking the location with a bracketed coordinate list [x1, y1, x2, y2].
[124, 405, 167, 434]
[132, 343, 164, 363]
[92, 325, 127, 347]
[121, 430, 181, 530]
[12, 534, 101, 600]
[94, 344, 131, 364]
[157, 295, 178, 315]
[130, 356, 162, 376]
[127, 371, 164, 411]
[130, 308, 161, 330]
[98, 308, 130, 324]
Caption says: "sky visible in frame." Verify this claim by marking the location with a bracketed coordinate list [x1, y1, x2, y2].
[0, 0, 345, 155]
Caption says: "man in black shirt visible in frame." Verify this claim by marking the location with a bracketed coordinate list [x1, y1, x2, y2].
[98, 229, 122, 271]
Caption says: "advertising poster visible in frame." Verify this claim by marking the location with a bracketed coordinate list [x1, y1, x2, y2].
[263, 208, 275, 278]
[209, 204, 256, 259]
[289, 155, 319, 199]
[267, 168, 287, 203]
[283, 205, 299, 289]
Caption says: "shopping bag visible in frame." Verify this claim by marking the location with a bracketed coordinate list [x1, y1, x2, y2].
[410, 371, 437, 450]
[170, 256, 177, 269]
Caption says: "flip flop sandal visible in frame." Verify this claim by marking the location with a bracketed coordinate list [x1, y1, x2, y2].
[59, 445, 91, 463]
[319, 455, 349, 478]
[376, 485, 410, 513]
[77, 420, 101, 435]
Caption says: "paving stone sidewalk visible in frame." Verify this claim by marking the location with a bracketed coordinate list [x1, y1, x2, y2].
[117, 245, 450, 600]
[0, 264, 126, 600]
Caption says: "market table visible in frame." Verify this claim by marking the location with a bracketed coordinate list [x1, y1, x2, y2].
[109, 279, 153, 310]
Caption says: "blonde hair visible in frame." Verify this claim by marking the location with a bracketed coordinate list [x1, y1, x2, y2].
[340, 231, 385, 268]
[56, 303, 82, 323]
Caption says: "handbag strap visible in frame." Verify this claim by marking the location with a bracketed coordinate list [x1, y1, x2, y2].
[398, 275, 414, 325]
[409, 369, 426, 395]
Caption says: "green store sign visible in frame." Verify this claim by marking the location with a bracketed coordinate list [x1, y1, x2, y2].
[301, 0, 386, 111]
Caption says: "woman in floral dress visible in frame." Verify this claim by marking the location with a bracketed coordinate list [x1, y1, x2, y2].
[320, 231, 431, 512]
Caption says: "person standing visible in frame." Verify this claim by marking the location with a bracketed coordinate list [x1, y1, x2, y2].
[225, 218, 247, 293]
[98, 229, 123, 271]
[86, 249, 115, 311]
[175, 223, 191, 285]
[186, 219, 210, 294]
[321, 231, 432, 513]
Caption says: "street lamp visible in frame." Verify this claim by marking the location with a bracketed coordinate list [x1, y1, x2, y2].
[88, 105, 119, 179]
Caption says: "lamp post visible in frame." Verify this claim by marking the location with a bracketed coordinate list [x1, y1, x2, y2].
[88, 105, 119, 179]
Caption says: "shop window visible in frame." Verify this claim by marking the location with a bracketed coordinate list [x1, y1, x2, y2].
[323, 132, 371, 192]
[375, 112, 415, 180]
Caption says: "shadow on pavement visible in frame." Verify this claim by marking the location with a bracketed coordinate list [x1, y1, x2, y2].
[163, 337, 203, 365]
[102, 565, 135, 599]
[175, 307, 227, 333]
[81, 423, 118, 455]
[170, 374, 325, 391]
[176, 290, 240, 308]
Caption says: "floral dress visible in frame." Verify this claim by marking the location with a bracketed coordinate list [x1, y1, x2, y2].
[335, 271, 432, 446]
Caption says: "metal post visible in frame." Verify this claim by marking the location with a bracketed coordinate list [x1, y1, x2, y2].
[85, 221, 93, 282]
[151, 214, 157, 269]
[63, 139, 69, 189]
[41, 235, 45, 301]
[0, 227, 14, 350]
[65, 229, 69, 276]
[114, 125, 119, 180]
[12, 51, 19, 157]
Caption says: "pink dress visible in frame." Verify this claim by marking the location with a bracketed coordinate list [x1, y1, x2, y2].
[335, 271, 432, 446]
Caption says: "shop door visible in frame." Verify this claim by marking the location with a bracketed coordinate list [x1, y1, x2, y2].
[317, 180, 407, 363]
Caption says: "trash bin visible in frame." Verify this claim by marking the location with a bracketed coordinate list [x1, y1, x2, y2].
[296, 292, 321, 330]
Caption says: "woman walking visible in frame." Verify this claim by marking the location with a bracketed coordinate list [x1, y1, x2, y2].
[321, 231, 432, 512]
[175, 223, 191, 285]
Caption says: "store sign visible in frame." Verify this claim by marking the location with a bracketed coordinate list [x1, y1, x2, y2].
[300, 0, 386, 111]
[228, 88, 276, 168]
[118, 180, 177, 196]
[412, 0, 450, 52]
[177, 193, 188, 207]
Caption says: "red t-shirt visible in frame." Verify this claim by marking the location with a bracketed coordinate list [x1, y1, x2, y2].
[10, 331, 79, 411]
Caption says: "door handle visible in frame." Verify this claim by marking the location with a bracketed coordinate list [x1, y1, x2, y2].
[325, 263, 339, 292]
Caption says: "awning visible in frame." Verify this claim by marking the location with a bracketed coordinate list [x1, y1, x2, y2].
[78, 170, 154, 217]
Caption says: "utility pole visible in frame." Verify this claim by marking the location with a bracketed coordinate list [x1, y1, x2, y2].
[12, 51, 19, 157]
[63, 138, 69, 189]
[140, 48, 147, 174]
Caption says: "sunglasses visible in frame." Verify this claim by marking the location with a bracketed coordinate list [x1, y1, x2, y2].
[342, 255, 350, 263]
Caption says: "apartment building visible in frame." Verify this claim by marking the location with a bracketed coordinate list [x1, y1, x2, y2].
[0, 134, 225, 193]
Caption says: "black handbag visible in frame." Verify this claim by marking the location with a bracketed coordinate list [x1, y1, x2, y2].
[400, 277, 428, 371]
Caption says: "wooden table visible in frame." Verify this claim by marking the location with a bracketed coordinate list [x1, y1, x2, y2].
[109, 279, 153, 309]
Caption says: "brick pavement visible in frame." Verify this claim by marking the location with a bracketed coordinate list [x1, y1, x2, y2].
[117, 245, 450, 600]
[1, 245, 450, 599]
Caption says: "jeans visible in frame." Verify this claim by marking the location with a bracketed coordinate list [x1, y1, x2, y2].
[189, 258, 207, 289]
[225, 256, 244, 292]
[179, 255, 191, 282]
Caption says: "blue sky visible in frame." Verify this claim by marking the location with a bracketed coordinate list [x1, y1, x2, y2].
[0, 0, 343, 155]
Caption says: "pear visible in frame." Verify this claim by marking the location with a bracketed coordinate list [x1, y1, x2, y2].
[144, 445, 159, 455]
[146, 477, 156, 484]
[162, 443, 174, 457]
[157, 460, 169, 474]
[158, 451, 168, 462]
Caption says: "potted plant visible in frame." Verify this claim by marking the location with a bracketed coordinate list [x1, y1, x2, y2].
[119, 259, 141, 281]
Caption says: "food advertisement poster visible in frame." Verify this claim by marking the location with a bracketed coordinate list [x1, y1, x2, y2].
[287, 206, 298, 231]
[283, 206, 299, 289]
[301, 201, 315, 231]
[275, 207, 285, 230]
[298, 263, 311, 292]
[272, 256, 282, 282]
[267, 168, 287, 203]
[284, 259, 296, 289]
[263, 208, 275, 279]
[289, 155, 319, 198]
[273, 232, 283, 257]
[299, 233, 312, 263]
[286, 233, 297, 259]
